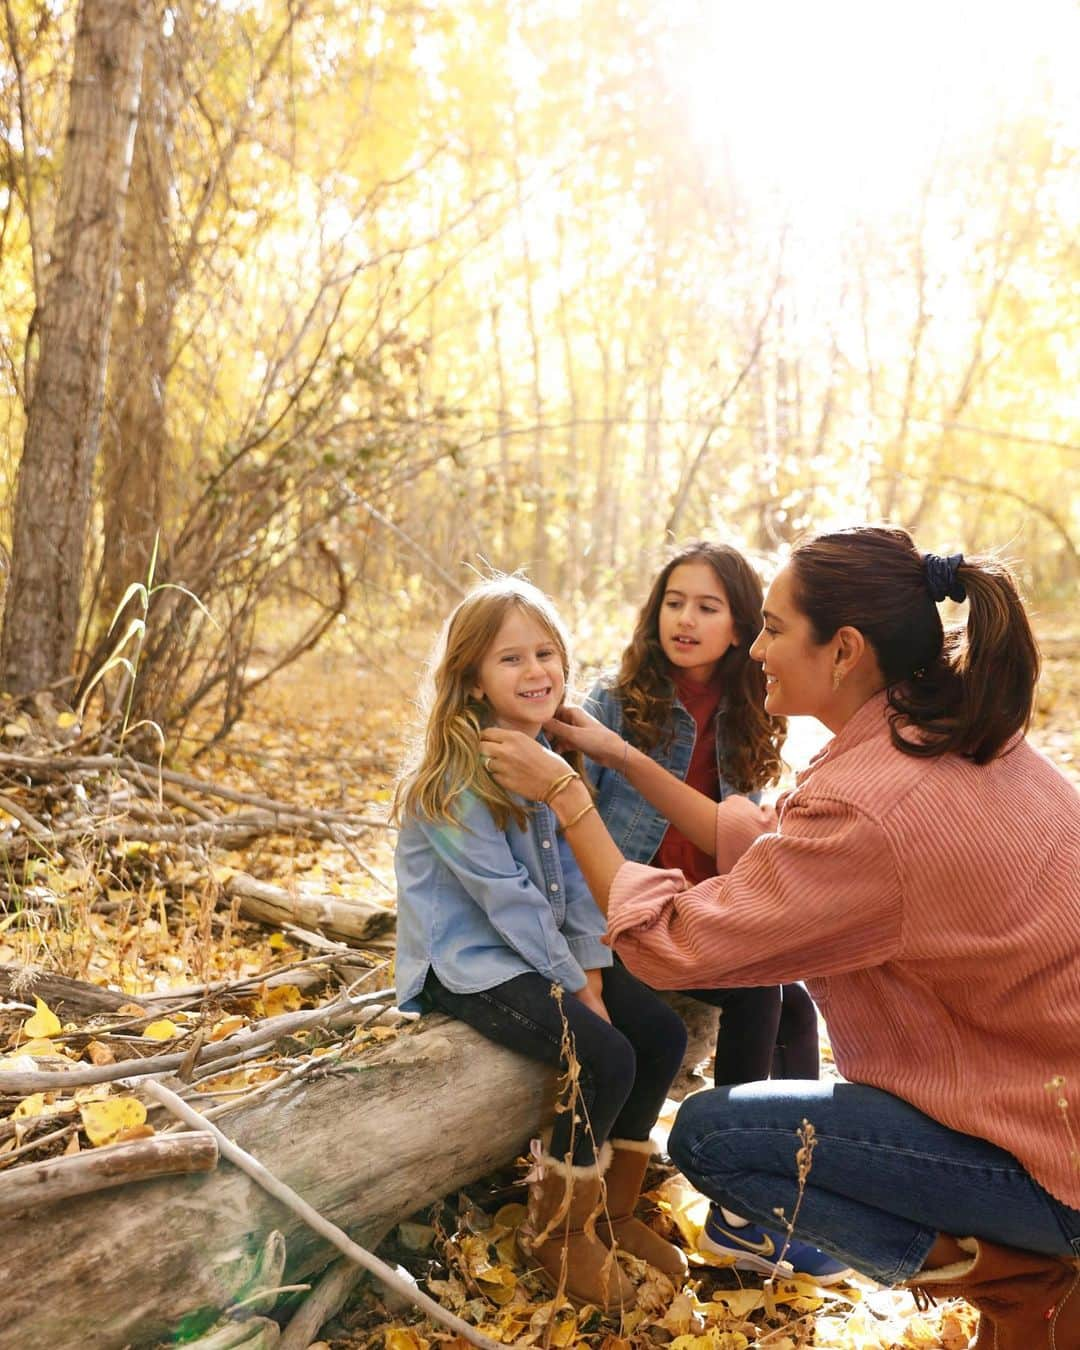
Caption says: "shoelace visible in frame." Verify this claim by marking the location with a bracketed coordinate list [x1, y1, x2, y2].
[911, 1286, 938, 1314]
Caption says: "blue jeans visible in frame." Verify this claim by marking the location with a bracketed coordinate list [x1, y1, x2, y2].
[668, 1080, 1080, 1284]
[424, 966, 687, 1167]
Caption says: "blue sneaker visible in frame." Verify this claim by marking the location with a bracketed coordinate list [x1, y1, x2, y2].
[699, 1206, 854, 1286]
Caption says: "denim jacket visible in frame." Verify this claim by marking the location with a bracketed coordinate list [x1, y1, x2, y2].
[583, 679, 761, 864]
[394, 768, 613, 1012]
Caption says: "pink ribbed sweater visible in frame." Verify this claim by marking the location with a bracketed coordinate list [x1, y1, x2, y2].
[607, 692, 1080, 1208]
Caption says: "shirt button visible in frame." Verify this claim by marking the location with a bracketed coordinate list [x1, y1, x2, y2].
[549, 882, 559, 893]
[541, 839, 552, 849]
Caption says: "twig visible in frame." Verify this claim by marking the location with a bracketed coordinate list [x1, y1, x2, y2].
[0, 986, 390, 1094]
[141, 1079, 504, 1350]
[278, 1257, 364, 1350]
[0, 791, 51, 840]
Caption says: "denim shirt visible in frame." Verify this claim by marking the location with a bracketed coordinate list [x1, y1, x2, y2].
[394, 770, 613, 1012]
[583, 679, 761, 864]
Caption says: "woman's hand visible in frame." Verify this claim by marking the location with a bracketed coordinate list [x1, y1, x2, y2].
[571, 969, 610, 1023]
[544, 704, 627, 770]
[479, 728, 569, 800]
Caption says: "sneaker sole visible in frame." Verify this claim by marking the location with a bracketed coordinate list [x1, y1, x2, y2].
[697, 1232, 795, 1278]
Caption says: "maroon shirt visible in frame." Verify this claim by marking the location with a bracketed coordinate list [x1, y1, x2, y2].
[654, 672, 723, 885]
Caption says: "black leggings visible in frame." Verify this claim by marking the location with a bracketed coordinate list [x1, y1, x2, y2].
[424, 964, 688, 1166]
[683, 982, 820, 1084]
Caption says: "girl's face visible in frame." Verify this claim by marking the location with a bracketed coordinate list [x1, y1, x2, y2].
[658, 561, 739, 684]
[749, 566, 835, 720]
[471, 607, 566, 736]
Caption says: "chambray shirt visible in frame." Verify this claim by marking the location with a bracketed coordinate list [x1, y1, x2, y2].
[394, 779, 613, 1013]
[583, 680, 760, 864]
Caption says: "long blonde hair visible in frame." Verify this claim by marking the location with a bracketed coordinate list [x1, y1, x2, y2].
[393, 577, 580, 831]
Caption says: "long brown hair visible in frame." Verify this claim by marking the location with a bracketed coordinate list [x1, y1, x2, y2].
[788, 525, 1041, 763]
[393, 576, 584, 830]
[612, 541, 785, 792]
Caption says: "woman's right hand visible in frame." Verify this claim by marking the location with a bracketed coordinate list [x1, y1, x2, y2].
[546, 704, 627, 770]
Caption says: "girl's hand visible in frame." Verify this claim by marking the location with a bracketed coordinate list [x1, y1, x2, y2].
[571, 970, 610, 1023]
[479, 728, 569, 800]
[545, 704, 627, 771]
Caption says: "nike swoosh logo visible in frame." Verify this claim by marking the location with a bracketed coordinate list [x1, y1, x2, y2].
[710, 1226, 776, 1257]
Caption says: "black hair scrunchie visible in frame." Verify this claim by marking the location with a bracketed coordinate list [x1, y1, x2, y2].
[923, 552, 966, 603]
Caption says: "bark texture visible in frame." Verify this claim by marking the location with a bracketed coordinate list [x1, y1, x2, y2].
[0, 0, 148, 694]
[0, 1016, 556, 1350]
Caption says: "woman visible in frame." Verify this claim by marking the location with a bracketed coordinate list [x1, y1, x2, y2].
[480, 526, 1080, 1348]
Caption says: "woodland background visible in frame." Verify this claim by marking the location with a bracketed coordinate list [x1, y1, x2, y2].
[0, 2, 1078, 1348]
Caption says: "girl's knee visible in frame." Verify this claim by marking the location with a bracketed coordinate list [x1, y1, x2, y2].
[579, 1025, 637, 1098]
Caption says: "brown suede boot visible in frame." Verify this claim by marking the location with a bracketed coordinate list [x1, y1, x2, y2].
[517, 1143, 636, 1313]
[908, 1236, 1080, 1349]
[599, 1139, 688, 1284]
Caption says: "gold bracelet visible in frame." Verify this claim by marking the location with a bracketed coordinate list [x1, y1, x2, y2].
[542, 770, 579, 805]
[560, 800, 596, 832]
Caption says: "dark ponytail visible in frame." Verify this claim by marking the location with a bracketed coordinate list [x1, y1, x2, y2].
[789, 526, 1040, 763]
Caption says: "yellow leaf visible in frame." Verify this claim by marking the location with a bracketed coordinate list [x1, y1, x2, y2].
[80, 1096, 147, 1146]
[13, 1093, 47, 1119]
[84, 1040, 116, 1066]
[210, 1014, 246, 1041]
[116, 1002, 149, 1017]
[384, 1331, 428, 1350]
[474, 1264, 517, 1306]
[142, 1019, 179, 1041]
[56, 711, 79, 729]
[3, 720, 29, 739]
[19, 1038, 60, 1057]
[23, 996, 61, 1039]
[267, 932, 288, 950]
[262, 984, 302, 1017]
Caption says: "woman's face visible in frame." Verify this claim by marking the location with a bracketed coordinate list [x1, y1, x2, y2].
[749, 566, 836, 721]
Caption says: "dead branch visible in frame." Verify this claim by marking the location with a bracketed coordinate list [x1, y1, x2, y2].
[0, 986, 391, 1096]
[226, 873, 394, 946]
[0, 1131, 218, 1218]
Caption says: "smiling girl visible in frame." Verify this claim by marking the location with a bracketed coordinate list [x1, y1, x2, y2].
[392, 576, 688, 1312]
[581, 541, 850, 1281]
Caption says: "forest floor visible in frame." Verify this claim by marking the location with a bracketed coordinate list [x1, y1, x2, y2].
[0, 609, 1076, 1350]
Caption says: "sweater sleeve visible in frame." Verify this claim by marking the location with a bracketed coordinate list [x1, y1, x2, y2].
[606, 791, 904, 989]
[713, 794, 776, 874]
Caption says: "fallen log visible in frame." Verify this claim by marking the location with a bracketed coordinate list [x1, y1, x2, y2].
[0, 1131, 218, 1218]
[0, 1014, 557, 1350]
[225, 873, 396, 946]
[0, 963, 134, 1018]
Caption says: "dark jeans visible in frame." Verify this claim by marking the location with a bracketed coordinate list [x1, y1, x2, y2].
[669, 1080, 1080, 1284]
[684, 982, 820, 1083]
[424, 965, 688, 1166]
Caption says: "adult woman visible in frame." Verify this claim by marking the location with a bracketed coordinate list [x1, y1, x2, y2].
[480, 526, 1080, 1348]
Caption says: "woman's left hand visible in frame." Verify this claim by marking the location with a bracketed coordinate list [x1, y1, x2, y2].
[479, 728, 568, 800]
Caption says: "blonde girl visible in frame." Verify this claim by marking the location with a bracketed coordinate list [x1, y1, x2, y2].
[393, 577, 687, 1312]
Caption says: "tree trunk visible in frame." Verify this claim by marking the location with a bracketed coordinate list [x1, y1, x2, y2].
[0, 0, 148, 695]
[100, 6, 176, 625]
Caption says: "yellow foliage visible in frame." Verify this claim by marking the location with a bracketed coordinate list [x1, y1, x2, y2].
[262, 983, 303, 1016]
[80, 1096, 148, 1146]
[384, 1331, 428, 1350]
[23, 996, 61, 1039]
[142, 1019, 180, 1040]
